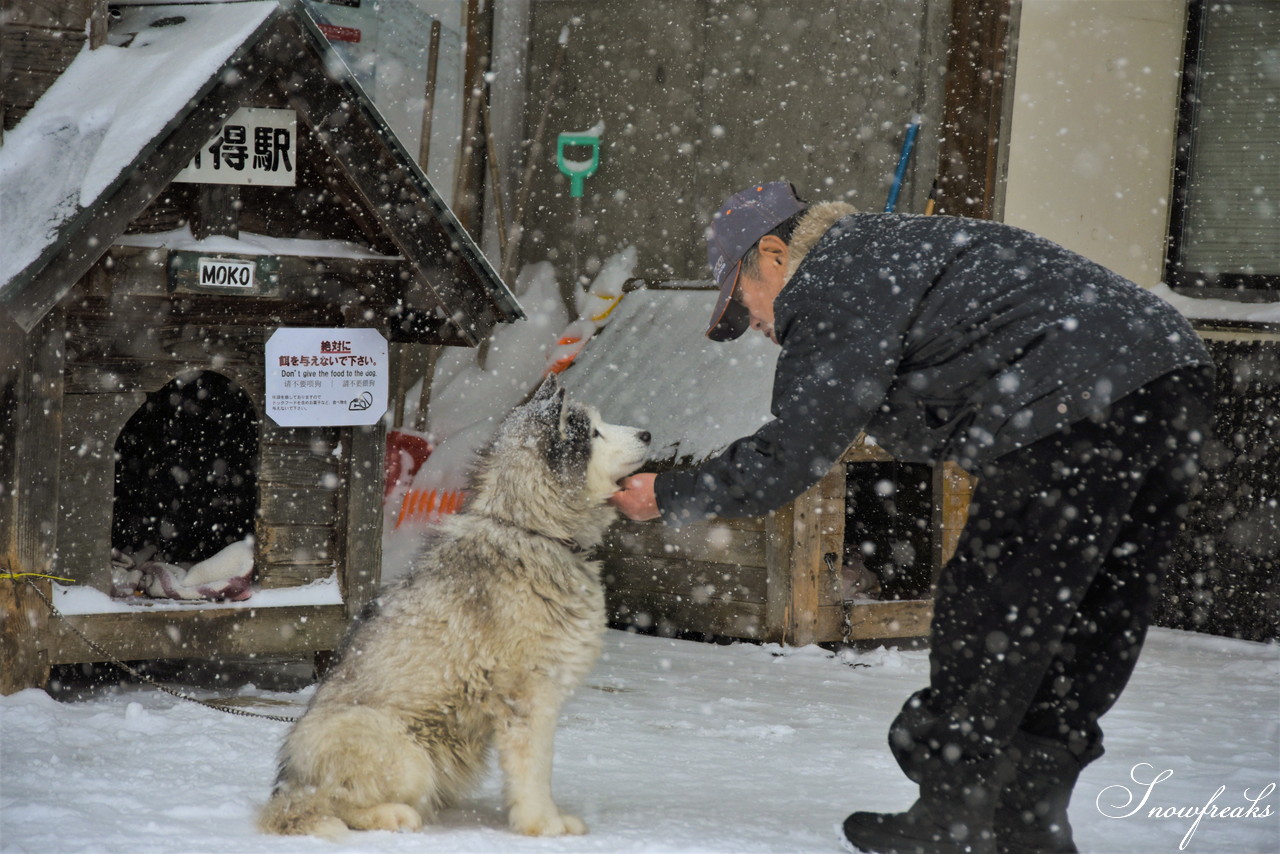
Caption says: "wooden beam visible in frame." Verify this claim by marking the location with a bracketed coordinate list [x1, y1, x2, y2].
[605, 588, 766, 641]
[603, 517, 768, 568]
[103, 247, 409, 308]
[601, 554, 767, 605]
[846, 599, 934, 641]
[388, 310, 479, 347]
[935, 0, 1013, 219]
[42, 605, 350, 665]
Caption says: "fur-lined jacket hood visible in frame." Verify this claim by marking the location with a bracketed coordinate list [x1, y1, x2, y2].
[784, 201, 857, 282]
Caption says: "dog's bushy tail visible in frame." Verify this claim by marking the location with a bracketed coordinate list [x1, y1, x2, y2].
[257, 786, 349, 840]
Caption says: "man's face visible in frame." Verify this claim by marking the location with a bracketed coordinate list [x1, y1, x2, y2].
[735, 236, 790, 344]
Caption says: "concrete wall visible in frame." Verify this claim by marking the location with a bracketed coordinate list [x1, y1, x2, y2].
[515, 0, 952, 287]
[1001, 0, 1188, 287]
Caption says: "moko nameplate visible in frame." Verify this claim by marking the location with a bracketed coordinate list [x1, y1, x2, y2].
[168, 251, 281, 295]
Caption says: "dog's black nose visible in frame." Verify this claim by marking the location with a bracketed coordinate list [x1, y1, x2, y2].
[638, 431, 651, 444]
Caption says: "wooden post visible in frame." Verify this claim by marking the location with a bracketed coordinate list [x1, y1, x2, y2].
[935, 0, 1014, 219]
[764, 465, 848, 646]
[764, 504, 793, 644]
[88, 0, 109, 49]
[57, 392, 146, 593]
[452, 0, 493, 235]
[933, 462, 977, 572]
[418, 19, 443, 170]
[787, 485, 825, 647]
[481, 97, 510, 265]
[339, 422, 386, 620]
[412, 344, 440, 433]
[1, 312, 66, 693]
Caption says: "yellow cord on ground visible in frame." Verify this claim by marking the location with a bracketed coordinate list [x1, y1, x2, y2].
[1, 572, 76, 583]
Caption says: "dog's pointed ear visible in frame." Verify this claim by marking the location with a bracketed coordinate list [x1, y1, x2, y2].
[531, 374, 561, 402]
[529, 375, 566, 424]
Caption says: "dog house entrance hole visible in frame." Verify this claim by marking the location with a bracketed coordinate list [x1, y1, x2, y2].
[843, 462, 934, 601]
[112, 371, 259, 564]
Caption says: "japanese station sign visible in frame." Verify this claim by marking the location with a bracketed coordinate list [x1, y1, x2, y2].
[265, 328, 388, 427]
[174, 107, 297, 187]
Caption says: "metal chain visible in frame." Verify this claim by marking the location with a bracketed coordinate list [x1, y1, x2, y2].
[20, 578, 299, 723]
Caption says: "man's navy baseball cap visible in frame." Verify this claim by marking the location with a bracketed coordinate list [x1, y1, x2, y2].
[705, 181, 808, 341]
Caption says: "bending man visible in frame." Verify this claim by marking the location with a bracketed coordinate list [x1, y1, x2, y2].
[611, 182, 1213, 854]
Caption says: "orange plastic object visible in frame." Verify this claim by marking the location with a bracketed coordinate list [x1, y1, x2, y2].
[395, 488, 467, 528]
[545, 333, 584, 375]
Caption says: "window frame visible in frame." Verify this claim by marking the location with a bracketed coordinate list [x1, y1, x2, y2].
[1165, 0, 1280, 300]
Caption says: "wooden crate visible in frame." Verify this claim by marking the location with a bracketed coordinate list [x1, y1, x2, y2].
[598, 439, 975, 645]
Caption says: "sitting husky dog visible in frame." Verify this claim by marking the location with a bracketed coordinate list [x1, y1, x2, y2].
[259, 377, 650, 839]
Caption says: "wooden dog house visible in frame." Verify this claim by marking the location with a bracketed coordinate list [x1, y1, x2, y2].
[0, 1, 521, 693]
[559, 284, 975, 646]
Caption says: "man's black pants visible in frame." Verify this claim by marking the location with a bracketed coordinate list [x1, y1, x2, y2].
[895, 367, 1214, 774]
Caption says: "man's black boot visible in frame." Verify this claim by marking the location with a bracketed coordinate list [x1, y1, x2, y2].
[994, 733, 1101, 854]
[841, 762, 1002, 854]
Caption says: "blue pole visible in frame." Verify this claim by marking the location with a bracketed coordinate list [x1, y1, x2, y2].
[884, 121, 920, 213]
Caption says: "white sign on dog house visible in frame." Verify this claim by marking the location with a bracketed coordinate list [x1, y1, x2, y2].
[173, 107, 297, 186]
[265, 327, 389, 426]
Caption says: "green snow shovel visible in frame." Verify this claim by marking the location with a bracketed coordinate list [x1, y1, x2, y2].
[556, 132, 601, 198]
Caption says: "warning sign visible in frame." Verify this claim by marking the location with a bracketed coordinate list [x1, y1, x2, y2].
[265, 328, 388, 427]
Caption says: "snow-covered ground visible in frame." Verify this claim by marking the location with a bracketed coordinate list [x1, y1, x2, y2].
[2, 625, 1276, 854]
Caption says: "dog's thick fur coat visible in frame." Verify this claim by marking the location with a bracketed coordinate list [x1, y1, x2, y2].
[259, 378, 649, 839]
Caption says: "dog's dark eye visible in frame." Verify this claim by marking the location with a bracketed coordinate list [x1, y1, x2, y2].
[592, 428, 601, 438]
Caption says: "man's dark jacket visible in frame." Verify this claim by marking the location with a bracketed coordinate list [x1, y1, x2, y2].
[654, 213, 1212, 526]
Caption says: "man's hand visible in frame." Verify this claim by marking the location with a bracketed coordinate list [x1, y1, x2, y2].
[609, 473, 660, 521]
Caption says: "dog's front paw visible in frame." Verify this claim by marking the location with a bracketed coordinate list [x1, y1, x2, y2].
[558, 813, 587, 835]
[510, 806, 587, 836]
[346, 802, 423, 833]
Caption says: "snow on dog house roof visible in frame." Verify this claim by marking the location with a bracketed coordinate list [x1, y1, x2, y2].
[559, 285, 779, 465]
[0, 0, 520, 341]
